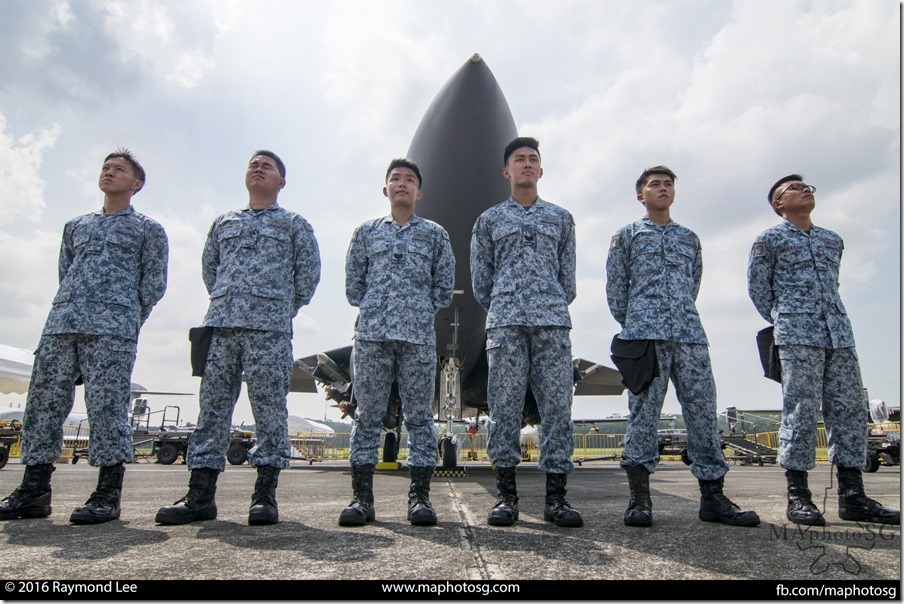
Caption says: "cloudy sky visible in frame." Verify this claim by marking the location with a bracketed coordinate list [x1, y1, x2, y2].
[0, 0, 899, 428]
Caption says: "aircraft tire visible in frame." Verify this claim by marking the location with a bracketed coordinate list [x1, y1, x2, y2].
[226, 444, 248, 466]
[441, 437, 457, 469]
[382, 431, 397, 464]
[157, 443, 179, 465]
[0, 446, 8, 470]
[865, 452, 880, 473]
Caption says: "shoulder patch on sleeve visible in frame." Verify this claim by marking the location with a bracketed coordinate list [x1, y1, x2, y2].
[752, 242, 766, 257]
[610, 234, 620, 250]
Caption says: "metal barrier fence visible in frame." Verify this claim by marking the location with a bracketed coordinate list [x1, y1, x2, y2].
[9, 422, 900, 466]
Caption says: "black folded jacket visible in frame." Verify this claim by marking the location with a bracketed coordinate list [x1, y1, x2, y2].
[610, 336, 659, 395]
[755, 326, 781, 383]
[189, 326, 214, 377]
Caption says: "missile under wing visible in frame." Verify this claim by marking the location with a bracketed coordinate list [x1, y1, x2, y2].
[293, 54, 624, 466]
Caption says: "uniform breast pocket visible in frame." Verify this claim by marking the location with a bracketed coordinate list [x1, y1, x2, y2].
[408, 240, 433, 281]
[106, 228, 141, 254]
[535, 223, 560, 258]
[666, 242, 696, 284]
[260, 225, 291, 255]
[630, 240, 661, 280]
[819, 244, 841, 276]
[217, 223, 244, 251]
[366, 240, 393, 268]
[491, 224, 522, 249]
[776, 249, 815, 287]
[73, 230, 92, 250]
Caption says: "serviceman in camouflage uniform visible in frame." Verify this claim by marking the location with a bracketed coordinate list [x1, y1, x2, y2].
[470, 137, 583, 528]
[748, 174, 899, 526]
[0, 149, 168, 525]
[339, 158, 454, 527]
[607, 166, 759, 528]
[156, 150, 320, 526]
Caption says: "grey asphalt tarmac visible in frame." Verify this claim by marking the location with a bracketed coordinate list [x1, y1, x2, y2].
[0, 460, 899, 600]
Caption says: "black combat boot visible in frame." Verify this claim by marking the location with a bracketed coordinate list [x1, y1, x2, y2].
[248, 465, 280, 526]
[785, 469, 825, 526]
[837, 466, 900, 525]
[544, 473, 583, 527]
[487, 466, 518, 526]
[70, 463, 125, 524]
[698, 476, 760, 526]
[338, 464, 375, 526]
[624, 465, 653, 527]
[0, 464, 55, 520]
[155, 468, 219, 525]
[407, 466, 437, 526]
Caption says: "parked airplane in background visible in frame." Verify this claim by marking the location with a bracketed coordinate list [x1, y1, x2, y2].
[291, 54, 626, 469]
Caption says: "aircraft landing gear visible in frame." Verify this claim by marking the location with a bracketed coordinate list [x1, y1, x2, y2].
[377, 428, 402, 470]
[439, 434, 459, 469]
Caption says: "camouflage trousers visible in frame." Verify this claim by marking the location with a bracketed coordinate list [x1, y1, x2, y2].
[349, 340, 437, 468]
[620, 341, 728, 481]
[21, 334, 136, 467]
[486, 326, 574, 474]
[778, 345, 867, 471]
[188, 328, 293, 471]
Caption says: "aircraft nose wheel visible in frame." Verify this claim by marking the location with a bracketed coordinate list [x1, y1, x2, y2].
[439, 435, 457, 470]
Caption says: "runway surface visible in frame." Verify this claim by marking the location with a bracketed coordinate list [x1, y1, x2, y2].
[0, 460, 899, 599]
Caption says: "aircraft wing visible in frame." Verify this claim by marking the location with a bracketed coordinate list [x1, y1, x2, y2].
[290, 359, 319, 393]
[290, 347, 354, 395]
[573, 358, 626, 396]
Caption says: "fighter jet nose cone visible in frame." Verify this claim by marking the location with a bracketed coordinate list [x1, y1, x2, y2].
[470, 53, 482, 63]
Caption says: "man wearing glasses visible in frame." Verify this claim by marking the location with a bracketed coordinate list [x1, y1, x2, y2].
[748, 174, 899, 526]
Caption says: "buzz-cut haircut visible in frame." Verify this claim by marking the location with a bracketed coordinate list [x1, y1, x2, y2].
[251, 149, 286, 178]
[766, 174, 804, 205]
[503, 136, 540, 166]
[635, 165, 677, 195]
[385, 158, 423, 187]
[104, 148, 146, 194]
[768, 173, 804, 209]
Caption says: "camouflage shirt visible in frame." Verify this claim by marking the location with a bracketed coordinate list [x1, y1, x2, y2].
[202, 203, 321, 334]
[470, 197, 576, 329]
[43, 206, 168, 341]
[346, 214, 454, 345]
[606, 216, 708, 344]
[747, 220, 853, 348]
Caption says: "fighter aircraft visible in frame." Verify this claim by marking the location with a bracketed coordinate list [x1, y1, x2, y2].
[292, 54, 625, 468]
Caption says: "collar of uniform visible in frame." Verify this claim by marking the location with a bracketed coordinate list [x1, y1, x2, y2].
[243, 202, 281, 213]
[381, 214, 421, 226]
[505, 196, 545, 211]
[640, 215, 672, 228]
[94, 205, 135, 217]
[781, 219, 815, 236]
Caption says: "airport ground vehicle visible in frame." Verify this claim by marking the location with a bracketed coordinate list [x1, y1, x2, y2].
[151, 428, 256, 465]
[0, 419, 22, 470]
[866, 431, 900, 472]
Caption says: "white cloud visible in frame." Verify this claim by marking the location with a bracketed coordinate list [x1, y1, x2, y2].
[0, 113, 61, 224]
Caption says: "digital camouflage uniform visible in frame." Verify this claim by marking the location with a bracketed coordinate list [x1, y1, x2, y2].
[748, 221, 866, 471]
[22, 207, 168, 467]
[188, 203, 320, 471]
[346, 215, 454, 468]
[606, 216, 728, 481]
[471, 197, 576, 474]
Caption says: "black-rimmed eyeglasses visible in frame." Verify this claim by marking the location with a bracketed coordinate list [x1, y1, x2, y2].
[777, 183, 816, 199]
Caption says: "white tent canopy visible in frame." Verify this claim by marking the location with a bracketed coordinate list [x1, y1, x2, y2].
[0, 344, 33, 395]
[287, 415, 335, 437]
